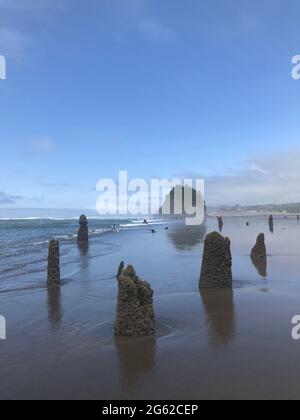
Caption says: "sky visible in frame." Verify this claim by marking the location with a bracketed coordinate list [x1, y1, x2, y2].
[0, 0, 300, 211]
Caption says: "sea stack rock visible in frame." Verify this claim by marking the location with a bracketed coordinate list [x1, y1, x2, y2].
[77, 214, 89, 243]
[268, 215, 274, 233]
[251, 233, 267, 277]
[217, 216, 224, 232]
[117, 261, 125, 278]
[115, 265, 155, 337]
[200, 232, 233, 289]
[47, 240, 60, 286]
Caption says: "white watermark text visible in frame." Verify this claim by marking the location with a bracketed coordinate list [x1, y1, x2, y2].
[96, 171, 205, 226]
[0, 55, 6, 80]
[0, 315, 6, 340]
[292, 55, 300, 80]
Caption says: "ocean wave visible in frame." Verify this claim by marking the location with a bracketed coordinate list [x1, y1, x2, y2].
[0, 217, 40, 221]
[120, 220, 165, 228]
[32, 241, 49, 246]
[32, 235, 70, 245]
[91, 228, 112, 234]
[0, 216, 139, 221]
[0, 217, 71, 221]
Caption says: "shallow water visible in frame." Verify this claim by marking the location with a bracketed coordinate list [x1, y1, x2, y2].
[1, 216, 300, 400]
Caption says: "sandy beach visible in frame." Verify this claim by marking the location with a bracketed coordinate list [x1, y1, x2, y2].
[1, 216, 300, 400]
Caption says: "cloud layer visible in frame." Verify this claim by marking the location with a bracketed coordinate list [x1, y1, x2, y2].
[0, 0, 63, 60]
[139, 18, 177, 42]
[0, 28, 32, 60]
[0, 191, 22, 204]
[20, 137, 56, 157]
[204, 151, 300, 206]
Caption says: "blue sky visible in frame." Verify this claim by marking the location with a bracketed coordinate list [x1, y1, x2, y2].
[0, 0, 300, 209]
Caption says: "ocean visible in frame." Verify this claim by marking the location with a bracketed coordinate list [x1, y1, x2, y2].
[0, 215, 164, 293]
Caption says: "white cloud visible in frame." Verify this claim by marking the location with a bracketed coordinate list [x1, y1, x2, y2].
[176, 151, 300, 206]
[204, 151, 300, 206]
[21, 137, 56, 156]
[101, 1, 177, 44]
[0, 0, 63, 60]
[107, 0, 146, 16]
[0, 0, 62, 12]
[0, 191, 22, 204]
[0, 28, 32, 60]
[38, 181, 71, 188]
[139, 18, 177, 42]
[30, 138, 56, 154]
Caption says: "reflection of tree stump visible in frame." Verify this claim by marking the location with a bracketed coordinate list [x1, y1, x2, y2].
[200, 232, 232, 289]
[251, 233, 267, 277]
[115, 337, 156, 392]
[200, 289, 236, 347]
[47, 286, 62, 327]
[217, 216, 223, 232]
[115, 265, 155, 337]
[78, 241, 89, 256]
[47, 240, 60, 286]
[268, 215, 274, 233]
[77, 241, 89, 270]
[167, 224, 206, 251]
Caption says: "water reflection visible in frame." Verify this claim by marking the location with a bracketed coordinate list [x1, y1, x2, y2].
[115, 337, 156, 393]
[47, 286, 62, 328]
[200, 289, 236, 348]
[217, 217, 223, 233]
[269, 216, 274, 233]
[251, 254, 267, 278]
[77, 242, 89, 269]
[167, 223, 206, 251]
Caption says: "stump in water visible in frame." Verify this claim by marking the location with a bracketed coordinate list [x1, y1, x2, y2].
[77, 214, 89, 243]
[115, 265, 155, 337]
[47, 239, 60, 286]
[200, 232, 232, 289]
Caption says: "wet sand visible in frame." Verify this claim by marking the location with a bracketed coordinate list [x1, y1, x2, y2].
[1, 217, 300, 400]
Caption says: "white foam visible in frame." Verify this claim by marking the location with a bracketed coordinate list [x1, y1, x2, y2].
[120, 220, 165, 228]
[33, 241, 49, 246]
